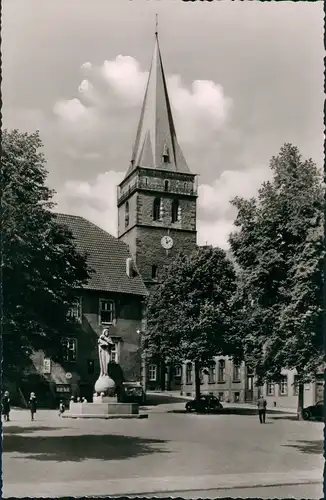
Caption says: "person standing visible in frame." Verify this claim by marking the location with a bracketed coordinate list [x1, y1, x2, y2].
[58, 400, 65, 416]
[257, 395, 267, 423]
[2, 391, 11, 422]
[29, 392, 37, 421]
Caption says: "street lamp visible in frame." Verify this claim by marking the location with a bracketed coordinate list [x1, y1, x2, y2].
[136, 328, 147, 393]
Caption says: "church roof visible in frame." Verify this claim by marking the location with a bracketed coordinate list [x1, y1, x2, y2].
[126, 34, 192, 178]
[55, 213, 148, 297]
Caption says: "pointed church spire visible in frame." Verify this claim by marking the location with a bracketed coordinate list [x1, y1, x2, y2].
[127, 30, 191, 176]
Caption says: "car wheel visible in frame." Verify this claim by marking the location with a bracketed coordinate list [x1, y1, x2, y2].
[302, 410, 310, 420]
[185, 403, 192, 412]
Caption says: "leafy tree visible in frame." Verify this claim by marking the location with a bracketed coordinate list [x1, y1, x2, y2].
[144, 246, 240, 404]
[2, 129, 92, 382]
[229, 144, 324, 417]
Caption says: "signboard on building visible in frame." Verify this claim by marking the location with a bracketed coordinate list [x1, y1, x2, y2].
[43, 358, 51, 374]
[56, 384, 71, 394]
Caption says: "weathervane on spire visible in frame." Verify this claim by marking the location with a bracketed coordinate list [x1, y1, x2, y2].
[155, 14, 158, 36]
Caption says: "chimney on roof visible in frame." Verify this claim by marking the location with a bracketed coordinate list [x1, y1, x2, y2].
[126, 257, 137, 278]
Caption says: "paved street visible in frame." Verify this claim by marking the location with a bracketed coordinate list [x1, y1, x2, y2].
[124, 484, 324, 499]
[2, 402, 323, 498]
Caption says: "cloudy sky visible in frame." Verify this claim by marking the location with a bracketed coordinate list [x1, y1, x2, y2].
[3, 0, 323, 248]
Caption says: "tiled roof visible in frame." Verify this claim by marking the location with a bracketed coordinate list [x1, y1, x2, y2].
[55, 213, 148, 297]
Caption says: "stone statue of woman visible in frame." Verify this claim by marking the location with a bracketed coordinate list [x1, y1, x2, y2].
[94, 328, 116, 396]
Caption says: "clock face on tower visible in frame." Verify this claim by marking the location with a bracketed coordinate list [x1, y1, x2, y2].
[161, 235, 174, 250]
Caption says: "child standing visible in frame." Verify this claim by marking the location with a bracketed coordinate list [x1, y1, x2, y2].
[58, 400, 65, 416]
[2, 391, 11, 422]
[29, 392, 37, 421]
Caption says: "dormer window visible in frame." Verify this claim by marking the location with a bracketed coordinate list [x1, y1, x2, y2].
[162, 143, 170, 164]
[164, 180, 169, 192]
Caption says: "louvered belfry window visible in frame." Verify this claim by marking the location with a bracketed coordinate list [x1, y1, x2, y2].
[171, 199, 179, 223]
[125, 201, 130, 227]
[153, 197, 161, 221]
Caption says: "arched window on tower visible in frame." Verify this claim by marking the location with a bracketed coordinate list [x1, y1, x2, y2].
[153, 197, 161, 221]
[171, 199, 180, 223]
[151, 265, 158, 280]
[125, 201, 129, 228]
[164, 180, 169, 192]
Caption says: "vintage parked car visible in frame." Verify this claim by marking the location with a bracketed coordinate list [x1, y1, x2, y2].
[302, 400, 324, 421]
[120, 382, 145, 404]
[185, 394, 223, 413]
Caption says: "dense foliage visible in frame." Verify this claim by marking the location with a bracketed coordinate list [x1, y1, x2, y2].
[229, 143, 324, 413]
[2, 129, 92, 380]
[144, 246, 240, 401]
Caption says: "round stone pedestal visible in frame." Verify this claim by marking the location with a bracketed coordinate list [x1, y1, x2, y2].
[94, 375, 115, 395]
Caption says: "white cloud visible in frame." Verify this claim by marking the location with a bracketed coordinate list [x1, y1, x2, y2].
[81, 62, 92, 70]
[78, 79, 93, 95]
[53, 97, 99, 135]
[168, 76, 232, 144]
[197, 219, 236, 250]
[101, 55, 148, 106]
[53, 98, 89, 123]
[198, 165, 272, 219]
[55, 171, 124, 236]
[52, 55, 232, 148]
[98, 55, 232, 142]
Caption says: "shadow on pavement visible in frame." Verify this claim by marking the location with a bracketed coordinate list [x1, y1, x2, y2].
[282, 439, 323, 455]
[270, 415, 323, 423]
[168, 408, 284, 416]
[3, 426, 66, 435]
[3, 433, 168, 462]
[145, 395, 189, 406]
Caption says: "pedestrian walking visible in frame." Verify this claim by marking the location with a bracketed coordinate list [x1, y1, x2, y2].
[28, 392, 37, 421]
[257, 395, 267, 423]
[2, 391, 11, 422]
[58, 400, 65, 416]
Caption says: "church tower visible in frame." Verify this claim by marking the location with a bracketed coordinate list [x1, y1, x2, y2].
[117, 33, 197, 287]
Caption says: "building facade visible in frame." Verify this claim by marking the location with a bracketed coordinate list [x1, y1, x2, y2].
[17, 214, 148, 407]
[180, 357, 251, 403]
[261, 369, 323, 409]
[179, 360, 323, 409]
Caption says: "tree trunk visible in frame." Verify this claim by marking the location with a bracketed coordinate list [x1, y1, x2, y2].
[166, 363, 173, 391]
[297, 382, 304, 420]
[194, 360, 201, 410]
[160, 360, 166, 391]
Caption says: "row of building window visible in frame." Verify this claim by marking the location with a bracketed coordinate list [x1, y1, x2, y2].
[185, 360, 241, 385]
[148, 364, 182, 382]
[68, 298, 115, 325]
[266, 375, 300, 396]
[148, 365, 302, 397]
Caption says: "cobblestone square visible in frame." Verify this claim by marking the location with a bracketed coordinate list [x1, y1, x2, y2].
[2, 404, 323, 497]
